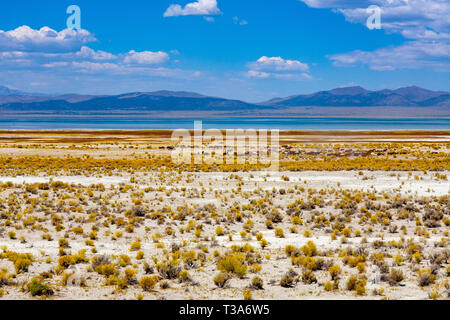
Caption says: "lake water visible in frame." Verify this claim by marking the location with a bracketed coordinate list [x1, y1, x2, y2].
[0, 117, 449, 130]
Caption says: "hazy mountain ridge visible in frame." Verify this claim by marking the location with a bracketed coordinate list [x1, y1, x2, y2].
[0, 90, 267, 114]
[0, 85, 448, 115]
[260, 86, 450, 107]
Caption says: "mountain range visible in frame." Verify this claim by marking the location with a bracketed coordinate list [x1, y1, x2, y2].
[261, 86, 450, 107]
[0, 85, 448, 116]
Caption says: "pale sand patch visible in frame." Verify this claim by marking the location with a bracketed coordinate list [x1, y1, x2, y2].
[216, 232, 444, 250]
[0, 176, 129, 187]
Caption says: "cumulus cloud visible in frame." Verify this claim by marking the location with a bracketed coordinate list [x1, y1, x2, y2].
[0, 25, 206, 88]
[250, 56, 309, 72]
[76, 46, 116, 61]
[329, 41, 450, 71]
[123, 50, 170, 65]
[0, 26, 96, 53]
[247, 56, 311, 80]
[299, 0, 372, 8]
[299, 0, 450, 71]
[163, 0, 221, 17]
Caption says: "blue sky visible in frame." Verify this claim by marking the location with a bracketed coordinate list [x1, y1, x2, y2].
[0, 0, 448, 101]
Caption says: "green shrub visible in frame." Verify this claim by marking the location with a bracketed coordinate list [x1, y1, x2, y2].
[27, 278, 54, 296]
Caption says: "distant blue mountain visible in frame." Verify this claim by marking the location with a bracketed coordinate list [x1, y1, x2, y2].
[0, 85, 448, 115]
[260, 86, 450, 107]
[0, 90, 267, 113]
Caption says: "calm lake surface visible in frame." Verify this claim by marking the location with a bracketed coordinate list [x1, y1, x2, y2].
[0, 117, 449, 130]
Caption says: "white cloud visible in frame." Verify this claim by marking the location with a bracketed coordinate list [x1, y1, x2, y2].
[299, 0, 450, 71]
[247, 56, 311, 80]
[123, 50, 169, 65]
[250, 56, 309, 72]
[299, 0, 450, 41]
[299, 0, 372, 8]
[0, 25, 208, 88]
[329, 41, 450, 71]
[164, 0, 221, 17]
[0, 26, 96, 53]
[233, 16, 248, 26]
[76, 46, 116, 61]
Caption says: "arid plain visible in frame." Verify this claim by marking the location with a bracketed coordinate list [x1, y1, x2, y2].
[0, 130, 448, 300]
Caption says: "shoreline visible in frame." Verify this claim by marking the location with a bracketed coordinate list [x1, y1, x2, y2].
[0, 129, 449, 134]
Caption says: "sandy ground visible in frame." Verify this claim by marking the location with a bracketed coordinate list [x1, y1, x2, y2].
[0, 131, 448, 300]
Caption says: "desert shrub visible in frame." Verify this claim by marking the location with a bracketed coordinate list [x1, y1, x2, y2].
[267, 210, 283, 223]
[285, 245, 297, 257]
[328, 265, 341, 280]
[124, 268, 137, 284]
[182, 251, 198, 269]
[130, 241, 141, 251]
[139, 276, 159, 291]
[301, 241, 317, 257]
[418, 269, 436, 287]
[156, 261, 181, 279]
[91, 255, 111, 269]
[27, 278, 54, 296]
[179, 270, 191, 282]
[132, 206, 146, 217]
[58, 238, 69, 248]
[280, 271, 297, 288]
[388, 268, 404, 286]
[303, 230, 312, 237]
[160, 280, 170, 289]
[243, 289, 252, 300]
[302, 269, 317, 284]
[324, 281, 333, 291]
[1, 251, 33, 274]
[346, 276, 366, 296]
[394, 254, 403, 266]
[95, 264, 118, 277]
[0, 270, 11, 287]
[412, 252, 422, 263]
[260, 239, 268, 249]
[217, 254, 247, 278]
[251, 276, 264, 290]
[118, 254, 131, 267]
[216, 226, 225, 236]
[57, 252, 88, 270]
[274, 228, 284, 238]
[356, 262, 366, 273]
[214, 272, 230, 288]
[14, 258, 32, 274]
[136, 251, 145, 260]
